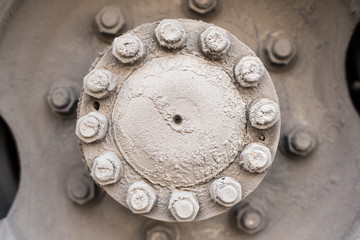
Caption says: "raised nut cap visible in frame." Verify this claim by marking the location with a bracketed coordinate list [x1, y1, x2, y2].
[239, 143, 272, 173]
[168, 191, 199, 222]
[75, 111, 108, 143]
[200, 26, 231, 59]
[126, 181, 157, 214]
[249, 98, 280, 129]
[210, 177, 242, 207]
[83, 69, 116, 99]
[112, 34, 145, 64]
[91, 152, 122, 185]
[234, 56, 265, 88]
[155, 19, 186, 49]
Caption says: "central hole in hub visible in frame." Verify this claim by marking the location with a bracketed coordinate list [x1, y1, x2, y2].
[173, 114, 183, 124]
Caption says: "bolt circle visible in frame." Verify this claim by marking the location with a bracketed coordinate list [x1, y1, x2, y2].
[155, 20, 186, 49]
[210, 177, 242, 207]
[91, 152, 122, 185]
[239, 143, 272, 173]
[249, 98, 280, 129]
[112, 34, 145, 64]
[200, 26, 230, 59]
[83, 69, 116, 99]
[169, 191, 199, 222]
[126, 181, 157, 214]
[234, 56, 265, 88]
[76, 111, 108, 143]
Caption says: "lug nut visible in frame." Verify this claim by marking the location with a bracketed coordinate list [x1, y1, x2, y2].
[146, 225, 177, 240]
[48, 86, 77, 115]
[189, 0, 217, 14]
[76, 111, 108, 143]
[236, 202, 267, 234]
[200, 26, 230, 59]
[239, 143, 272, 173]
[249, 98, 280, 129]
[112, 34, 145, 64]
[67, 172, 96, 205]
[126, 181, 157, 214]
[83, 69, 116, 99]
[234, 56, 265, 88]
[281, 125, 317, 157]
[210, 177, 242, 207]
[91, 152, 122, 185]
[169, 191, 199, 222]
[95, 6, 125, 36]
[155, 20, 186, 49]
[264, 32, 296, 67]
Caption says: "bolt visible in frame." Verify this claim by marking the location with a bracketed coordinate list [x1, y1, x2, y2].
[239, 143, 272, 173]
[249, 98, 280, 129]
[112, 34, 145, 64]
[236, 202, 267, 234]
[67, 173, 96, 205]
[200, 26, 231, 60]
[210, 177, 242, 207]
[83, 69, 116, 99]
[155, 20, 186, 49]
[76, 111, 108, 143]
[282, 125, 317, 157]
[95, 6, 125, 36]
[234, 56, 265, 88]
[264, 32, 296, 67]
[91, 152, 122, 185]
[146, 225, 177, 240]
[189, 0, 217, 14]
[126, 181, 157, 214]
[47, 86, 77, 115]
[169, 191, 199, 222]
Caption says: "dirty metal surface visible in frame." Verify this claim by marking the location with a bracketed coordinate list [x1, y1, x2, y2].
[0, 0, 360, 239]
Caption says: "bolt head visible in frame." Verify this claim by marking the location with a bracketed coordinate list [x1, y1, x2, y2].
[91, 152, 122, 185]
[239, 143, 272, 173]
[112, 34, 145, 64]
[210, 177, 242, 207]
[95, 6, 125, 35]
[189, 0, 217, 14]
[47, 86, 77, 114]
[249, 98, 280, 129]
[76, 111, 108, 143]
[234, 56, 265, 88]
[284, 126, 316, 157]
[236, 202, 267, 234]
[126, 181, 156, 214]
[264, 32, 296, 66]
[169, 191, 199, 222]
[83, 69, 116, 99]
[200, 26, 230, 59]
[155, 20, 186, 49]
[146, 225, 176, 240]
[67, 174, 96, 205]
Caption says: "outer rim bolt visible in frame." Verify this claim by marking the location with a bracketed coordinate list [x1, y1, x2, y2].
[126, 181, 157, 214]
[239, 143, 272, 173]
[189, 0, 217, 14]
[83, 69, 116, 99]
[210, 177, 242, 207]
[281, 125, 317, 157]
[67, 173, 96, 205]
[95, 6, 125, 36]
[155, 20, 186, 49]
[112, 34, 145, 64]
[249, 98, 280, 129]
[200, 26, 231, 60]
[91, 152, 122, 185]
[76, 111, 108, 143]
[168, 191, 199, 222]
[236, 202, 267, 234]
[234, 56, 265, 88]
[264, 32, 296, 67]
[48, 86, 78, 115]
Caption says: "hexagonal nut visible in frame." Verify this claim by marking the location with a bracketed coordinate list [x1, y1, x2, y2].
[234, 56, 265, 88]
[112, 34, 145, 64]
[146, 224, 178, 240]
[67, 174, 95, 205]
[75, 111, 108, 143]
[155, 19, 186, 49]
[47, 86, 78, 114]
[236, 202, 267, 234]
[168, 191, 199, 222]
[200, 26, 231, 60]
[83, 69, 116, 99]
[282, 125, 317, 157]
[239, 143, 272, 173]
[264, 32, 296, 66]
[210, 177, 242, 207]
[249, 98, 280, 129]
[189, 0, 217, 14]
[95, 6, 125, 35]
[126, 181, 157, 214]
[91, 152, 122, 185]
